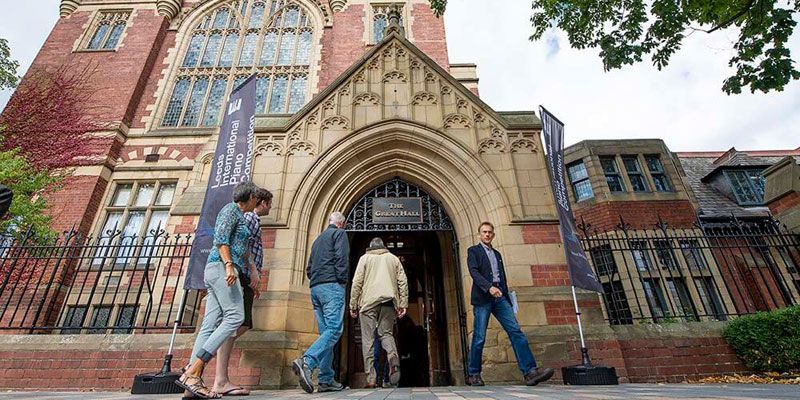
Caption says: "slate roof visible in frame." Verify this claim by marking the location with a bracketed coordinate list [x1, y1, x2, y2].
[678, 150, 795, 219]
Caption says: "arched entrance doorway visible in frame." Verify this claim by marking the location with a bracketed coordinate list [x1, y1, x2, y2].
[336, 177, 468, 388]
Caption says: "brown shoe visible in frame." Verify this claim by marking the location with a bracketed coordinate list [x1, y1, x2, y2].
[364, 382, 377, 389]
[466, 374, 485, 386]
[524, 367, 555, 386]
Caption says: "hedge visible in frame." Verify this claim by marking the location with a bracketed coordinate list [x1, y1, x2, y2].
[722, 306, 800, 372]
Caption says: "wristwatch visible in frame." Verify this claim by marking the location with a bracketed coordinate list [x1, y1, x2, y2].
[224, 261, 234, 267]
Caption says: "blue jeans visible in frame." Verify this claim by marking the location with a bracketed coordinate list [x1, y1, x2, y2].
[190, 262, 245, 363]
[468, 297, 536, 376]
[303, 282, 345, 384]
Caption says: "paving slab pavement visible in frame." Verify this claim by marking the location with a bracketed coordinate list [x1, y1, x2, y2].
[1, 384, 799, 400]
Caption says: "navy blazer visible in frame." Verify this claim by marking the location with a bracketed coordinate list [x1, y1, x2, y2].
[467, 243, 510, 306]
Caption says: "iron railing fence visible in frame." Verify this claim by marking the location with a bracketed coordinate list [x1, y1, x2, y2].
[579, 216, 800, 324]
[0, 227, 200, 334]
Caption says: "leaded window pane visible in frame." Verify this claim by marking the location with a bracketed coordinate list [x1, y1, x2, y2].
[104, 23, 126, 49]
[112, 306, 137, 334]
[239, 33, 258, 66]
[181, 77, 210, 126]
[233, 75, 248, 90]
[88, 24, 110, 49]
[278, 31, 296, 65]
[288, 75, 306, 113]
[259, 31, 278, 65]
[726, 170, 763, 205]
[163, 78, 190, 126]
[155, 183, 176, 206]
[296, 30, 312, 65]
[164, 1, 313, 126]
[200, 33, 222, 67]
[256, 76, 271, 113]
[283, 7, 300, 27]
[213, 8, 230, 29]
[269, 75, 288, 113]
[88, 306, 112, 334]
[219, 32, 239, 67]
[202, 77, 228, 126]
[250, 3, 265, 28]
[573, 181, 593, 201]
[134, 183, 155, 207]
[373, 16, 387, 43]
[183, 34, 205, 67]
[111, 184, 133, 206]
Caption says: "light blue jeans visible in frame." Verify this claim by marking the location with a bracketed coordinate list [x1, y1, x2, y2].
[303, 282, 345, 384]
[190, 261, 245, 363]
[468, 296, 537, 376]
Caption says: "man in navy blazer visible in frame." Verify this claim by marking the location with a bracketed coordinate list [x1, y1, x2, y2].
[466, 221, 554, 386]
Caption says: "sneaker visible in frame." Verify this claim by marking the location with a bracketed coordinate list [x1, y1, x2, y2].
[388, 356, 401, 386]
[466, 374, 485, 386]
[291, 358, 314, 393]
[318, 380, 345, 392]
[524, 367, 555, 386]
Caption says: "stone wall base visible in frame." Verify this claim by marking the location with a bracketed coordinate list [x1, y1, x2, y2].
[0, 322, 747, 391]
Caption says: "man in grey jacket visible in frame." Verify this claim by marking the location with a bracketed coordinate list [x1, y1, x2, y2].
[292, 211, 349, 393]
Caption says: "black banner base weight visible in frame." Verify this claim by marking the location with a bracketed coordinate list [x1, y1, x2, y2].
[131, 371, 183, 394]
[562, 365, 619, 385]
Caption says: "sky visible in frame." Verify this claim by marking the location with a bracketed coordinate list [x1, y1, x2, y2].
[1, 0, 798, 151]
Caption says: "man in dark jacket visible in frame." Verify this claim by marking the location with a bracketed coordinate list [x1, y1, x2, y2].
[466, 221, 554, 387]
[292, 211, 349, 393]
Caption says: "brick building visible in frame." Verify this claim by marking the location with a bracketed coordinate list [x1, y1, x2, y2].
[0, 0, 796, 391]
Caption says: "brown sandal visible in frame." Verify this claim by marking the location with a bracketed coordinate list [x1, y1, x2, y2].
[175, 375, 221, 399]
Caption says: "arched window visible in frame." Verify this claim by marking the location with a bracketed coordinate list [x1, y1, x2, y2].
[162, 0, 315, 127]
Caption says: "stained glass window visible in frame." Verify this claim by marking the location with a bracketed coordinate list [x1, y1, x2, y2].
[372, 4, 403, 43]
[162, 1, 315, 127]
[85, 11, 130, 50]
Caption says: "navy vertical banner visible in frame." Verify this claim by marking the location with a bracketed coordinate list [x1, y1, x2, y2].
[540, 106, 604, 293]
[185, 76, 257, 290]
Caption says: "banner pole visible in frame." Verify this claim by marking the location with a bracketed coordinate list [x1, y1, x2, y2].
[571, 285, 592, 367]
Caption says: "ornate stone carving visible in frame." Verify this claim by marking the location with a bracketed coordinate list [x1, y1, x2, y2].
[440, 85, 452, 95]
[60, 0, 79, 17]
[478, 139, 507, 154]
[510, 139, 537, 153]
[157, 0, 181, 20]
[287, 130, 302, 144]
[382, 70, 407, 83]
[286, 141, 316, 156]
[321, 115, 350, 130]
[354, 70, 366, 83]
[257, 141, 283, 156]
[443, 113, 472, 129]
[353, 92, 381, 106]
[412, 92, 437, 106]
[329, 0, 347, 12]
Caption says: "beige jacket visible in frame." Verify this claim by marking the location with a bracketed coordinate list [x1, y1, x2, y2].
[349, 247, 409, 312]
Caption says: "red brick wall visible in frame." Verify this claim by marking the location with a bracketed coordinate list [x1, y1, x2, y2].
[544, 300, 602, 325]
[530, 264, 569, 287]
[521, 223, 561, 244]
[29, 10, 167, 126]
[317, 5, 367, 90]
[0, 348, 261, 391]
[410, 3, 449, 70]
[617, 337, 747, 383]
[45, 174, 109, 235]
[573, 200, 697, 232]
[767, 192, 800, 216]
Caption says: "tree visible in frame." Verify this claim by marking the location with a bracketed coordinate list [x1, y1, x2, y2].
[0, 37, 18, 90]
[0, 145, 59, 238]
[430, 1, 800, 94]
[0, 64, 106, 171]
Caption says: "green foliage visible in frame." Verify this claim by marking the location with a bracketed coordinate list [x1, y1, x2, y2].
[0, 137, 60, 239]
[431, 1, 799, 94]
[0, 37, 19, 90]
[722, 306, 800, 372]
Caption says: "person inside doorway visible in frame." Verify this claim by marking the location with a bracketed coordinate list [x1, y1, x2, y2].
[349, 237, 409, 388]
[466, 221, 555, 386]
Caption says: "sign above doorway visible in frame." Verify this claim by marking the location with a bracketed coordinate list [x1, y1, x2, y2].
[372, 197, 423, 224]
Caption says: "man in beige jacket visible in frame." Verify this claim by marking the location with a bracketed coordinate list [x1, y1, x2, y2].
[349, 237, 409, 388]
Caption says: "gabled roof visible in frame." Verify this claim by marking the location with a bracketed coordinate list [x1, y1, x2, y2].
[275, 31, 540, 131]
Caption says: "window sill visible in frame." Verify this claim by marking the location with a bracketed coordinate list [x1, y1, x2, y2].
[73, 48, 118, 53]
